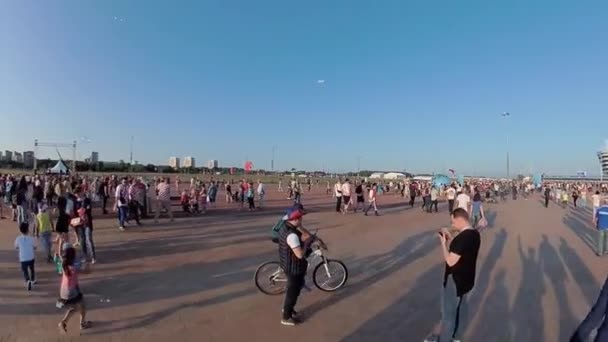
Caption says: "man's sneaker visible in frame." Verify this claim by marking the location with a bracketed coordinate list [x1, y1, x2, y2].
[423, 334, 438, 342]
[26, 280, 32, 291]
[119, 226, 125, 231]
[280, 317, 300, 326]
[31, 279, 37, 285]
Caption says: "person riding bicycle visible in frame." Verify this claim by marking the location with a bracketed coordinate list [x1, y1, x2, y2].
[277, 207, 315, 326]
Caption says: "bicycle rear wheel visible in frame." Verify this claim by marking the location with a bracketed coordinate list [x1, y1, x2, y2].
[313, 259, 348, 292]
[254, 261, 287, 295]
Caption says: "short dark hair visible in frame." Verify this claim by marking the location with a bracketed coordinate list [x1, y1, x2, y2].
[451, 208, 470, 221]
[19, 222, 29, 234]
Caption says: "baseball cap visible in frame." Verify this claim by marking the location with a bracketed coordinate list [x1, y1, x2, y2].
[286, 208, 306, 221]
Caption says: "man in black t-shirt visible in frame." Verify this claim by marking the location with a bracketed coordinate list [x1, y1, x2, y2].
[426, 208, 481, 342]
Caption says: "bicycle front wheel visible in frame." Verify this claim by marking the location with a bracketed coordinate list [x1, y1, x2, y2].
[254, 261, 287, 295]
[313, 259, 348, 292]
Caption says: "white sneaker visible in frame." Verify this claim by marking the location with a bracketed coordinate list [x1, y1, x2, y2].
[423, 334, 438, 342]
[119, 226, 125, 231]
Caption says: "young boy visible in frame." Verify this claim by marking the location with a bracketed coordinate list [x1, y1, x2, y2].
[36, 204, 54, 263]
[15, 222, 36, 290]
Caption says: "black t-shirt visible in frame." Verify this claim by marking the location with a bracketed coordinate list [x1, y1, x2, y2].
[355, 185, 363, 195]
[56, 212, 70, 233]
[443, 228, 481, 296]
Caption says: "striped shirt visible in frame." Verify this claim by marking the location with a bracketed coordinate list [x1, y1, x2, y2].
[157, 183, 171, 202]
[129, 183, 145, 203]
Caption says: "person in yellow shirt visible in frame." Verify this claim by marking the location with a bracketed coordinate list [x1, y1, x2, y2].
[561, 190, 569, 209]
[36, 204, 54, 263]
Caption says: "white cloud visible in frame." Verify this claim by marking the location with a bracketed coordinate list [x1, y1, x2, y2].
[317, 79, 325, 84]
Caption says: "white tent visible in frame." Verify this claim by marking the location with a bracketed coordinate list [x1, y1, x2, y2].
[384, 172, 406, 180]
[369, 172, 385, 179]
[49, 160, 69, 174]
[412, 175, 432, 182]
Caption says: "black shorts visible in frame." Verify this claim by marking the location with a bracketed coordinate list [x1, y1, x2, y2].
[58, 292, 83, 307]
[357, 196, 364, 203]
[343, 196, 351, 204]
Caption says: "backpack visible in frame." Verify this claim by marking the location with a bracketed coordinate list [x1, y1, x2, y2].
[270, 218, 286, 243]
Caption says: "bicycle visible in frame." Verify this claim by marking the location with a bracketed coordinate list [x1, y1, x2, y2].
[254, 234, 348, 295]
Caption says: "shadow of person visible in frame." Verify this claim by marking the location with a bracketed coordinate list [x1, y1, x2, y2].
[563, 214, 597, 253]
[466, 228, 508, 327]
[511, 236, 545, 341]
[468, 268, 512, 340]
[558, 237, 601, 306]
[339, 264, 443, 342]
[303, 230, 437, 319]
[539, 234, 578, 341]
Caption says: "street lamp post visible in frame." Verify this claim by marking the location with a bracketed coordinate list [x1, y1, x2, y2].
[271, 145, 277, 172]
[501, 112, 511, 179]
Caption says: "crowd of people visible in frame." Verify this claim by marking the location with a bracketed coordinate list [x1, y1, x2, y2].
[4, 171, 608, 336]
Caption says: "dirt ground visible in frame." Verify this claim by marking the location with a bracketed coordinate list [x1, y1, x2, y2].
[0, 186, 606, 342]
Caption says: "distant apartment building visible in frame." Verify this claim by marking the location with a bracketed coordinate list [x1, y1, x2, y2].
[183, 156, 195, 168]
[0, 151, 3, 161]
[207, 159, 219, 169]
[23, 151, 35, 168]
[13, 152, 23, 163]
[91, 151, 99, 164]
[4, 151, 12, 162]
[169, 156, 180, 169]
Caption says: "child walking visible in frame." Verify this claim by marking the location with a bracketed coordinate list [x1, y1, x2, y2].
[15, 222, 36, 290]
[36, 204, 54, 263]
[57, 246, 92, 333]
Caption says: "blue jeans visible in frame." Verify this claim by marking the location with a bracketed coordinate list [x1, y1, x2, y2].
[40, 231, 52, 258]
[440, 275, 469, 341]
[78, 226, 96, 260]
[571, 275, 608, 342]
[118, 206, 128, 227]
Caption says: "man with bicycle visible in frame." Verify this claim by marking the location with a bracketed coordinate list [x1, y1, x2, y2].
[277, 207, 311, 326]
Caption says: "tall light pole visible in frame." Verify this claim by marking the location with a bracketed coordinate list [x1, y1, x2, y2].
[501, 112, 511, 178]
[271, 145, 277, 172]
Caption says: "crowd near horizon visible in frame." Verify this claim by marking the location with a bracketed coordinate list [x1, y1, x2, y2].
[3, 170, 608, 339]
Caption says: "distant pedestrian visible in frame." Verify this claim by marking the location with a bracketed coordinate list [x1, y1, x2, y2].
[430, 186, 439, 213]
[409, 183, 417, 208]
[364, 183, 379, 216]
[334, 180, 343, 213]
[544, 186, 551, 208]
[114, 179, 129, 231]
[246, 182, 256, 211]
[593, 191, 602, 217]
[471, 192, 486, 229]
[354, 181, 365, 213]
[446, 185, 456, 213]
[154, 178, 174, 223]
[342, 179, 352, 214]
[257, 180, 266, 208]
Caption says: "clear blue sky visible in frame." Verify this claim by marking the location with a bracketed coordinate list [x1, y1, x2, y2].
[1, 0, 607, 176]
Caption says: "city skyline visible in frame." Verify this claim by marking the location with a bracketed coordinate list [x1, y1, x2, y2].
[1, 1, 607, 176]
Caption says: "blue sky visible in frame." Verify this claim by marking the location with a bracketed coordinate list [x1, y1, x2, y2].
[1, 0, 607, 176]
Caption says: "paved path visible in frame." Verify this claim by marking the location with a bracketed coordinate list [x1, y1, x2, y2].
[0, 190, 605, 341]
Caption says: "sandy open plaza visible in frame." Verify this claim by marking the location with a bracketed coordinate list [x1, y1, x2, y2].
[1, 186, 605, 341]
